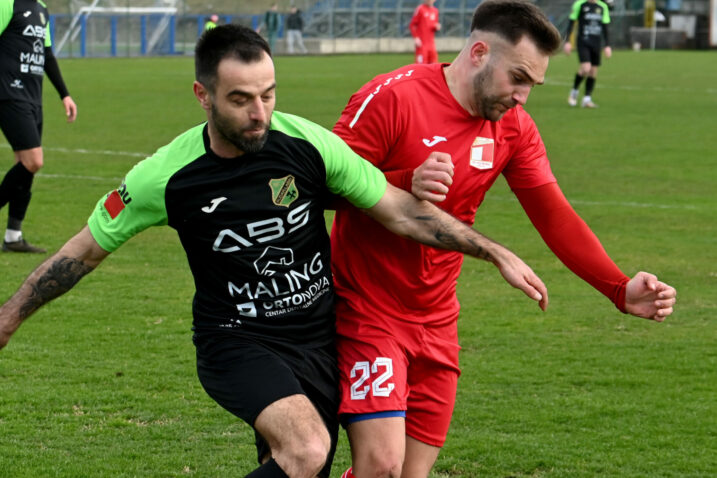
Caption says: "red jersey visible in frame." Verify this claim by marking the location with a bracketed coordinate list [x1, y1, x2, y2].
[331, 63, 555, 327]
[409, 3, 440, 47]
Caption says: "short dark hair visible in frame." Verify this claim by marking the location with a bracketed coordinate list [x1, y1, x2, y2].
[195, 24, 272, 92]
[470, 0, 561, 55]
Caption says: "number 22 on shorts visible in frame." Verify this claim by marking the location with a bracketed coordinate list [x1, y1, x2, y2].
[350, 357, 395, 400]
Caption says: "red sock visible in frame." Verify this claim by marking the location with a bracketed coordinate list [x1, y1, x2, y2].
[341, 467, 356, 478]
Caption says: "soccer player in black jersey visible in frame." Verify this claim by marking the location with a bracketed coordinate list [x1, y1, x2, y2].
[564, 0, 612, 108]
[0, 0, 78, 252]
[0, 25, 548, 478]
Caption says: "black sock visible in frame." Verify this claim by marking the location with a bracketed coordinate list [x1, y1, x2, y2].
[245, 458, 289, 478]
[0, 162, 33, 211]
[8, 183, 32, 225]
[573, 73, 585, 90]
[585, 77, 596, 96]
[7, 215, 23, 231]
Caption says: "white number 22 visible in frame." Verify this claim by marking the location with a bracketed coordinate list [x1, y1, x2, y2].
[349, 357, 395, 400]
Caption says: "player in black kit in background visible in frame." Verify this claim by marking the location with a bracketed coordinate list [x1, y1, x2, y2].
[0, 25, 548, 478]
[564, 0, 612, 108]
[0, 0, 78, 252]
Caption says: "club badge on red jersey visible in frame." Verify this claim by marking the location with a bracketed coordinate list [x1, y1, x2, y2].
[470, 137, 494, 170]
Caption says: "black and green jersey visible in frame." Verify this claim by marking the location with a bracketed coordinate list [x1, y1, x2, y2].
[88, 111, 387, 346]
[569, 0, 610, 44]
[0, 0, 52, 103]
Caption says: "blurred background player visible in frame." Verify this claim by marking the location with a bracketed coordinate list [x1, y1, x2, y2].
[0, 0, 78, 253]
[564, 0, 612, 108]
[204, 14, 218, 31]
[286, 5, 307, 54]
[409, 0, 440, 64]
[257, 2, 280, 52]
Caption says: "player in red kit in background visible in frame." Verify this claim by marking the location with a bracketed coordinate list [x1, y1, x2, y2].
[333, 1, 677, 477]
[409, 0, 441, 64]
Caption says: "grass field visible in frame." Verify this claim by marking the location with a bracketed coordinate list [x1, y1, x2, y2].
[0, 49, 715, 477]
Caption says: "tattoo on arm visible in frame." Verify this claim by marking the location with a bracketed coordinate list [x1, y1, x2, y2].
[19, 257, 93, 318]
[410, 214, 494, 262]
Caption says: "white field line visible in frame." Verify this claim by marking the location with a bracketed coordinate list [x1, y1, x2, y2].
[0, 143, 149, 158]
[1, 139, 702, 212]
[487, 194, 698, 211]
[543, 78, 717, 95]
[37, 173, 123, 182]
[0, 143, 143, 182]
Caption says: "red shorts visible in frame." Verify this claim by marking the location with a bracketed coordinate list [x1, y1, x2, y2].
[336, 308, 461, 447]
[415, 44, 438, 64]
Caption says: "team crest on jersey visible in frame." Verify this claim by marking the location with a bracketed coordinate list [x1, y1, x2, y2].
[470, 137, 494, 170]
[269, 175, 299, 207]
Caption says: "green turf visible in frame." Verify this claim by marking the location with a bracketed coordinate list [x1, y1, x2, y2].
[0, 50, 715, 477]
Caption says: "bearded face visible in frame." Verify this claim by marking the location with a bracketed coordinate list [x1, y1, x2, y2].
[471, 61, 517, 122]
[211, 101, 270, 154]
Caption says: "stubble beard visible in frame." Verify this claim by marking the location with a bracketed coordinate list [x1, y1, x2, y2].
[473, 63, 511, 122]
[211, 102, 270, 154]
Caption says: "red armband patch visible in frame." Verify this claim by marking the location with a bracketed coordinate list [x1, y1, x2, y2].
[103, 190, 126, 219]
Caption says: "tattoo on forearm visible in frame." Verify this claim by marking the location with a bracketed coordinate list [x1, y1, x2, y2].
[19, 257, 92, 318]
[412, 213, 494, 261]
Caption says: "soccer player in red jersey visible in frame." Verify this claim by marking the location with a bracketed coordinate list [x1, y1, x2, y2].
[332, 1, 677, 477]
[409, 0, 441, 64]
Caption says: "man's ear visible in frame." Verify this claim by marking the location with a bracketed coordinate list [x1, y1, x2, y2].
[193, 81, 211, 111]
[469, 40, 490, 67]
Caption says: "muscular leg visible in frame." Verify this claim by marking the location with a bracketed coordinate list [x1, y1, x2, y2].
[1, 148, 45, 250]
[400, 436, 441, 478]
[0, 148, 40, 207]
[16, 147, 44, 173]
[253, 394, 331, 478]
[578, 61, 591, 78]
[347, 417, 406, 478]
[582, 65, 600, 107]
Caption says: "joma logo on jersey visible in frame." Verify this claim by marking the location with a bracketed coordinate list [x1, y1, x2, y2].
[22, 25, 46, 38]
[213, 201, 311, 253]
[269, 175, 299, 207]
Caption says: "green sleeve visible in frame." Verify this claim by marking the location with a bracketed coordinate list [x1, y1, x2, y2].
[0, 0, 13, 33]
[87, 153, 170, 252]
[569, 0, 583, 21]
[37, 0, 51, 46]
[271, 111, 387, 209]
[599, 1, 611, 23]
[87, 124, 206, 252]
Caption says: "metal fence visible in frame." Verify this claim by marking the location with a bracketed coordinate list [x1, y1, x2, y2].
[51, 0, 702, 58]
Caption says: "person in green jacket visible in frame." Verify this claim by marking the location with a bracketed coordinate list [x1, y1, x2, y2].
[257, 2, 280, 51]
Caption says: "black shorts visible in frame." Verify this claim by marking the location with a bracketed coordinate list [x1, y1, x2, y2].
[194, 333, 339, 477]
[577, 40, 602, 66]
[0, 100, 43, 151]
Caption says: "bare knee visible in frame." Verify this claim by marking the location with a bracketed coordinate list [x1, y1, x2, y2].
[274, 430, 330, 478]
[352, 441, 403, 478]
[348, 417, 406, 478]
[362, 451, 403, 478]
[16, 148, 43, 173]
[255, 394, 331, 478]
